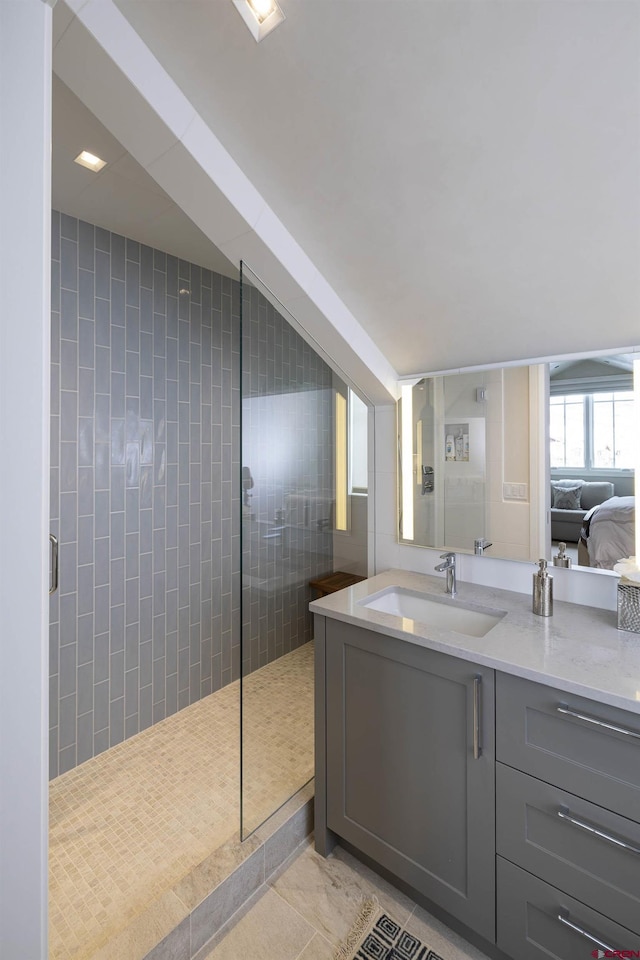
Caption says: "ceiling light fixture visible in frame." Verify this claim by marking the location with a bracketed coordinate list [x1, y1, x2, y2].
[232, 0, 285, 42]
[74, 150, 107, 173]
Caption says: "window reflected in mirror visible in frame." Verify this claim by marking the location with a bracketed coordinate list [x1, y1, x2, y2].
[549, 355, 636, 570]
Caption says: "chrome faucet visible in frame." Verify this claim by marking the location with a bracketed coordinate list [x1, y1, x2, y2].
[434, 552, 457, 597]
[474, 537, 492, 556]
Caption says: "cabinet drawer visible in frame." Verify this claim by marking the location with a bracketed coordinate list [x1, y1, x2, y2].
[497, 763, 640, 935]
[497, 857, 638, 960]
[496, 672, 640, 821]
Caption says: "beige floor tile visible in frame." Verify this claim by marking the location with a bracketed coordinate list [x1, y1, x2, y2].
[404, 904, 494, 960]
[49, 643, 313, 960]
[295, 932, 336, 960]
[202, 888, 316, 960]
[88, 891, 187, 960]
[210, 840, 494, 960]
[242, 644, 314, 835]
[268, 842, 415, 946]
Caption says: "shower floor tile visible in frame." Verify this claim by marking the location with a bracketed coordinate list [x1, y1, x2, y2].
[49, 642, 314, 960]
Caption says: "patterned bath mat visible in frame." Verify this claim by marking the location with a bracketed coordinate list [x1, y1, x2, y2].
[334, 898, 445, 960]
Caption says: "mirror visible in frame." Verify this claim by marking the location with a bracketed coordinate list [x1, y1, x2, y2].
[398, 352, 637, 571]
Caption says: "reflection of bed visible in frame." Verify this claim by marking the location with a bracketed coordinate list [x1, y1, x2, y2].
[578, 496, 635, 569]
[550, 480, 614, 542]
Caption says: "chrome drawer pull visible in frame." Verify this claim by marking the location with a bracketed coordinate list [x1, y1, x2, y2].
[473, 676, 481, 759]
[558, 807, 640, 855]
[556, 911, 615, 952]
[557, 703, 640, 740]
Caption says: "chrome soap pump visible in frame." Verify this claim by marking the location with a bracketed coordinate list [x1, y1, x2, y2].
[533, 559, 553, 617]
[553, 542, 571, 568]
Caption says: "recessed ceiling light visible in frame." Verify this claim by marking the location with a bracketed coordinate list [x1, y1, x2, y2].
[247, 0, 276, 21]
[232, 0, 285, 42]
[74, 150, 107, 173]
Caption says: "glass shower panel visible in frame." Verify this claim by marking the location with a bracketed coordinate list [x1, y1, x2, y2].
[240, 263, 334, 838]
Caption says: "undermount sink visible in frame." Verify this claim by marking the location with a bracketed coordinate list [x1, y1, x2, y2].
[358, 586, 506, 638]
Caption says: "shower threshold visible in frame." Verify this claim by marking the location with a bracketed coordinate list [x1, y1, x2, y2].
[94, 781, 313, 960]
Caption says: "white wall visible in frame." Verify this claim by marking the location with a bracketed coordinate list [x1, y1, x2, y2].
[331, 375, 369, 576]
[333, 494, 368, 577]
[373, 405, 400, 573]
[486, 366, 533, 560]
[0, 1, 52, 956]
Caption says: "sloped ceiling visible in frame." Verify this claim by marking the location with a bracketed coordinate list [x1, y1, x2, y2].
[52, 75, 237, 279]
[550, 354, 635, 380]
[54, 0, 640, 381]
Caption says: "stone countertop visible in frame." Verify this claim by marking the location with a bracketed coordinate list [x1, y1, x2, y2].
[310, 568, 640, 716]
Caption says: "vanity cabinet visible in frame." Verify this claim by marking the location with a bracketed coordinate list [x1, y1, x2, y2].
[495, 672, 640, 959]
[315, 609, 640, 960]
[317, 617, 496, 942]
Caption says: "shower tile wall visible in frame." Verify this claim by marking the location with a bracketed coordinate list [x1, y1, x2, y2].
[241, 282, 334, 676]
[49, 212, 240, 778]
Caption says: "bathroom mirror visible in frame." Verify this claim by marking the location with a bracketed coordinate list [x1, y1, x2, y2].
[398, 350, 637, 570]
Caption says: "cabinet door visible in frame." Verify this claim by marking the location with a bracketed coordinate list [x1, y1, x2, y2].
[325, 620, 495, 941]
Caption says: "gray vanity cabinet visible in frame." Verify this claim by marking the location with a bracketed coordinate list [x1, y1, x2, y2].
[317, 617, 496, 942]
[495, 673, 640, 959]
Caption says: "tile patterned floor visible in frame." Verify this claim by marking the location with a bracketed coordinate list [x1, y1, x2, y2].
[242, 641, 315, 836]
[203, 841, 494, 960]
[49, 642, 314, 960]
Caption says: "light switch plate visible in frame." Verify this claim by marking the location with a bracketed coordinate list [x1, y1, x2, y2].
[503, 482, 528, 501]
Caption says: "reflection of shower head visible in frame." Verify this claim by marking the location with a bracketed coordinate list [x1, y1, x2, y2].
[241, 466, 254, 506]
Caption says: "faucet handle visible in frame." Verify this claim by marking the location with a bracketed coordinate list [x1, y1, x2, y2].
[440, 551, 455, 560]
[474, 538, 492, 555]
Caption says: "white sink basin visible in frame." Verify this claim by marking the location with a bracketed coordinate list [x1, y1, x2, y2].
[358, 586, 506, 638]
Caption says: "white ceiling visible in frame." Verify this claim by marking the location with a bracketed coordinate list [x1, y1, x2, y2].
[53, 0, 640, 380]
[52, 75, 237, 278]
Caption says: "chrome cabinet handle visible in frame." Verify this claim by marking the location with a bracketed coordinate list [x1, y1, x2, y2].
[49, 533, 58, 596]
[473, 676, 481, 759]
[557, 807, 640, 854]
[556, 911, 615, 952]
[557, 703, 640, 740]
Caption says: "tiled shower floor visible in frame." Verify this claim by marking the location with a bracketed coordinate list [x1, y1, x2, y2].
[49, 642, 314, 960]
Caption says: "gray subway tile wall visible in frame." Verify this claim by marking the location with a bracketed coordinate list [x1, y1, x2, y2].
[49, 213, 241, 777]
[241, 283, 334, 675]
[49, 214, 334, 779]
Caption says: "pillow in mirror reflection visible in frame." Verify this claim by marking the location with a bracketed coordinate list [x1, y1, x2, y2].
[551, 479, 584, 510]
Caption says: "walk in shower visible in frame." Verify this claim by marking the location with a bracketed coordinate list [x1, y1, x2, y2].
[47, 213, 362, 958]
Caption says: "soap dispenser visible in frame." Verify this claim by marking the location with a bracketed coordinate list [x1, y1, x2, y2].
[553, 542, 571, 568]
[533, 559, 553, 617]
